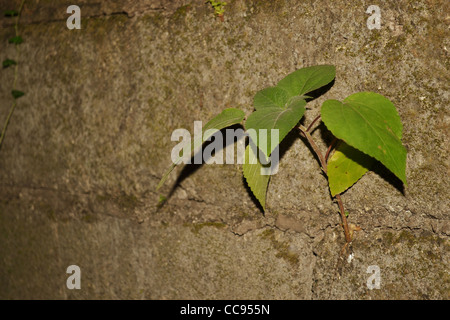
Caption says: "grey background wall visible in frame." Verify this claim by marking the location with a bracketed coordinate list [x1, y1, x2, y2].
[0, 0, 448, 299]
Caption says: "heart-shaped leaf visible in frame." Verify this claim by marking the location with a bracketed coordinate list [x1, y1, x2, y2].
[243, 144, 271, 210]
[245, 97, 306, 158]
[321, 92, 407, 184]
[327, 142, 375, 196]
[202, 108, 245, 140]
[277, 65, 336, 97]
[253, 87, 291, 110]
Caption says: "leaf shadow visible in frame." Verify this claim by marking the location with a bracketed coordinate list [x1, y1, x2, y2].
[369, 161, 405, 195]
[314, 124, 405, 195]
[241, 175, 265, 213]
[162, 124, 245, 205]
[304, 79, 335, 103]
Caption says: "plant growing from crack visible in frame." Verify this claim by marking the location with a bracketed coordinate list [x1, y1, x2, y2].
[1, 0, 26, 151]
[157, 65, 407, 255]
[206, 0, 227, 21]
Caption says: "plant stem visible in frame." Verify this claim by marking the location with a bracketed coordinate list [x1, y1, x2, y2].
[0, 101, 18, 149]
[325, 137, 337, 162]
[298, 125, 327, 173]
[306, 114, 321, 132]
[0, 0, 25, 151]
[335, 194, 352, 243]
[298, 122, 352, 246]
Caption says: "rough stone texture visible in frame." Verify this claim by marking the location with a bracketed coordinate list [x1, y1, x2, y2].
[0, 0, 448, 299]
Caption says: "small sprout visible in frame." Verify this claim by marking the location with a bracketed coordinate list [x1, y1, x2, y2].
[2, 59, 17, 68]
[206, 0, 227, 20]
[4, 10, 19, 17]
[157, 195, 167, 209]
[8, 36, 23, 45]
[11, 90, 25, 99]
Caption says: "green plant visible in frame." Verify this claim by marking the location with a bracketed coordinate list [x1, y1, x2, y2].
[206, 0, 227, 21]
[1, 0, 26, 151]
[157, 65, 407, 254]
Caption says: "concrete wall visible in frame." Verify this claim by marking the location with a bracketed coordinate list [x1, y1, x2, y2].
[0, 0, 448, 299]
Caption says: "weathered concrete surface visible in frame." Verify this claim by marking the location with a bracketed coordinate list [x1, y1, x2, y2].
[0, 0, 448, 299]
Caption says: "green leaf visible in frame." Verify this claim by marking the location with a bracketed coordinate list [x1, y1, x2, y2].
[4, 10, 18, 17]
[277, 65, 336, 97]
[245, 97, 306, 158]
[253, 65, 335, 111]
[8, 36, 23, 44]
[156, 108, 245, 190]
[321, 92, 407, 184]
[327, 142, 375, 196]
[202, 108, 245, 140]
[243, 145, 271, 210]
[3, 59, 17, 68]
[2, 59, 17, 68]
[253, 87, 291, 110]
[11, 90, 25, 99]
[157, 195, 167, 209]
